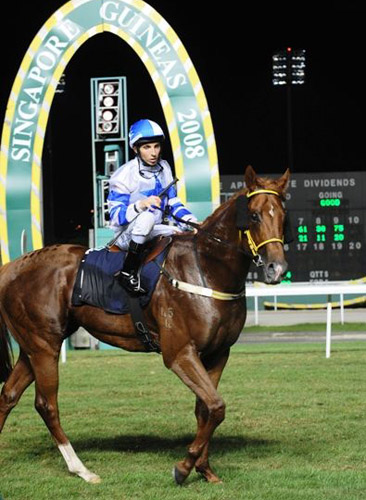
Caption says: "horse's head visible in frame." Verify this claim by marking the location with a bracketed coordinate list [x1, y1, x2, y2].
[237, 165, 291, 284]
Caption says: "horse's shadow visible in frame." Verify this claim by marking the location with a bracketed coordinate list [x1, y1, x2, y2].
[72, 434, 277, 459]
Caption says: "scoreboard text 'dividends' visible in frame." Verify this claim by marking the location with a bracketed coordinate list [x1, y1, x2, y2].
[221, 171, 366, 283]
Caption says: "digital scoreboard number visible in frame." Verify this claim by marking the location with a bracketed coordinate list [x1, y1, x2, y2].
[220, 172, 366, 283]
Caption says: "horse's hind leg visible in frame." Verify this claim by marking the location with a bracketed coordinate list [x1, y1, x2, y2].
[0, 350, 34, 432]
[168, 343, 227, 485]
[29, 350, 101, 483]
[194, 349, 230, 483]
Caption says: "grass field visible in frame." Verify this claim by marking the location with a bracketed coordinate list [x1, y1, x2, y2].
[1, 342, 366, 500]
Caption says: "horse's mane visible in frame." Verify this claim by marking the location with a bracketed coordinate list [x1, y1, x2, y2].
[201, 174, 283, 229]
[201, 191, 242, 229]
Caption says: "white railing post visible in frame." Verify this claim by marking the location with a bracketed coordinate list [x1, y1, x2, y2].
[340, 293, 344, 325]
[326, 302, 332, 359]
[254, 296, 259, 325]
[61, 340, 67, 363]
[245, 281, 366, 356]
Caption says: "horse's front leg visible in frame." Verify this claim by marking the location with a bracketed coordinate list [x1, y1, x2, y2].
[194, 348, 230, 483]
[167, 342, 226, 485]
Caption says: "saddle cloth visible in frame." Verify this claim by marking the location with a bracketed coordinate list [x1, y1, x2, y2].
[71, 246, 168, 315]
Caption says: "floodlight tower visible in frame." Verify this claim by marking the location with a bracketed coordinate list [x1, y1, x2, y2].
[272, 48, 306, 171]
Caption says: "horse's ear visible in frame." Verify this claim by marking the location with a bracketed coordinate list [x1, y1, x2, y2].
[244, 165, 257, 191]
[275, 168, 290, 194]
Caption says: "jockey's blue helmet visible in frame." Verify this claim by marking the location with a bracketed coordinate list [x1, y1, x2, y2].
[129, 119, 165, 148]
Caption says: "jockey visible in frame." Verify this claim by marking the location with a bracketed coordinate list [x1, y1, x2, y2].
[107, 119, 198, 295]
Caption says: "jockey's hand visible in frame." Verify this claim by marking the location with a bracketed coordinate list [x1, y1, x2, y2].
[191, 221, 201, 234]
[184, 219, 200, 234]
[139, 195, 161, 211]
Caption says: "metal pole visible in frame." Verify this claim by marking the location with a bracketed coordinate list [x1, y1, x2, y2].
[286, 82, 294, 171]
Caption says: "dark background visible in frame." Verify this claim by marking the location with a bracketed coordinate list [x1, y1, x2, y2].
[1, 1, 365, 244]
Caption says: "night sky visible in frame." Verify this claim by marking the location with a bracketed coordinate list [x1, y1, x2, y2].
[1, 1, 365, 243]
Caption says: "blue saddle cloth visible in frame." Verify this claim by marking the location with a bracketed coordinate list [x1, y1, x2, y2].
[71, 247, 167, 315]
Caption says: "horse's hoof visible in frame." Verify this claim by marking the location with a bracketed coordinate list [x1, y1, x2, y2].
[88, 474, 101, 484]
[172, 466, 188, 485]
[78, 471, 101, 484]
[208, 477, 223, 484]
[196, 468, 222, 484]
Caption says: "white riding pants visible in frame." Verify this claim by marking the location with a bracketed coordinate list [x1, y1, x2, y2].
[114, 210, 181, 250]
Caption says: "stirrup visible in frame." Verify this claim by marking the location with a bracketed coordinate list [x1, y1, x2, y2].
[118, 271, 147, 295]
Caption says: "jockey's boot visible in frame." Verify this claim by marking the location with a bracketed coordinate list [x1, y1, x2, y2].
[117, 241, 147, 295]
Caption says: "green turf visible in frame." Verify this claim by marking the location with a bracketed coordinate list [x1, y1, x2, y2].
[1, 342, 366, 499]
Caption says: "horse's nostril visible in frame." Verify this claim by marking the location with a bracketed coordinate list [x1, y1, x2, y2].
[265, 261, 287, 282]
[266, 262, 277, 275]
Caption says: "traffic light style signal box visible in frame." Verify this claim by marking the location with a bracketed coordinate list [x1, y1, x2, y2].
[90, 77, 129, 247]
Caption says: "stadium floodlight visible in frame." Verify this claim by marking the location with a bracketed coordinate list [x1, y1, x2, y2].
[272, 48, 306, 86]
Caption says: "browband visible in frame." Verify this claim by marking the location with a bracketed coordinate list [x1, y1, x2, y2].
[246, 189, 281, 198]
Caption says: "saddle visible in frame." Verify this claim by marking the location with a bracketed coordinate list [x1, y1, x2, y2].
[71, 236, 172, 316]
[71, 236, 173, 353]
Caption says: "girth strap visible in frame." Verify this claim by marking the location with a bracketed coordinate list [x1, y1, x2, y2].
[126, 295, 161, 353]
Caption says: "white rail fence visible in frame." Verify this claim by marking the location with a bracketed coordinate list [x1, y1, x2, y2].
[246, 281, 366, 358]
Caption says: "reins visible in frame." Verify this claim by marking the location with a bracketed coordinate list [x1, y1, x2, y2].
[168, 210, 252, 257]
[170, 188, 285, 265]
[159, 188, 287, 301]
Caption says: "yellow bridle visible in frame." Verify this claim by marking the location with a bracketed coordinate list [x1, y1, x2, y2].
[241, 189, 284, 265]
[160, 188, 287, 299]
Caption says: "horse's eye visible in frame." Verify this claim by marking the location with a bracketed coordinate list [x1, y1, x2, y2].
[251, 212, 260, 223]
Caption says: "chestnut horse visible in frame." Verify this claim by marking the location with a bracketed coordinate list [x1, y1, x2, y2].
[0, 166, 289, 484]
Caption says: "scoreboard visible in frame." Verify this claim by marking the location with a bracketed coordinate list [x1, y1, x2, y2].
[220, 172, 366, 283]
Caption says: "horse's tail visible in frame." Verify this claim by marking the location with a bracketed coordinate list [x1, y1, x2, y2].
[0, 311, 13, 384]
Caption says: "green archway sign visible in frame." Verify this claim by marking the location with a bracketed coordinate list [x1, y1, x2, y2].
[0, 0, 219, 263]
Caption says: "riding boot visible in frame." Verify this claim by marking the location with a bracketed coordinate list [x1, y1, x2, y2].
[117, 241, 147, 295]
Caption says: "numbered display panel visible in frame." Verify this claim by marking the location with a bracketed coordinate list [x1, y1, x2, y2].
[220, 172, 366, 282]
